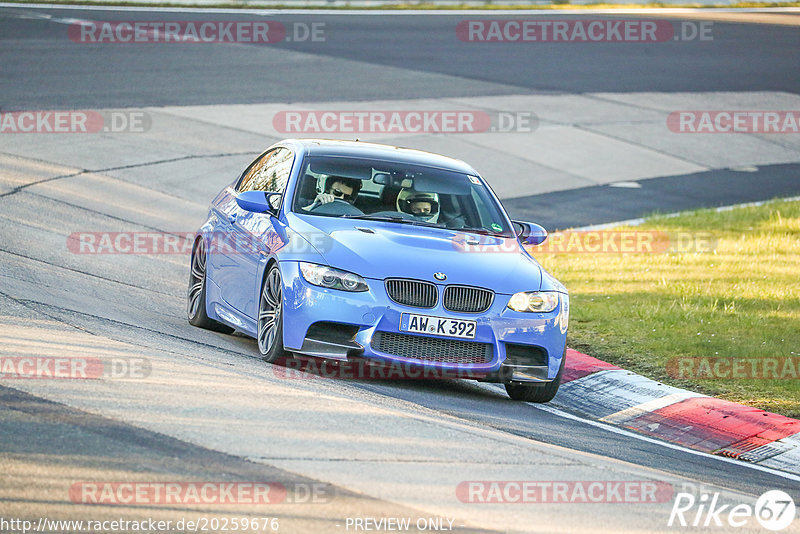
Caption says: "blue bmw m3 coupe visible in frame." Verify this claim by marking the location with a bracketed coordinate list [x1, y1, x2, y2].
[188, 139, 569, 402]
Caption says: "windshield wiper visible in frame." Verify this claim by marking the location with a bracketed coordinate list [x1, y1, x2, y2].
[342, 214, 444, 228]
[457, 226, 506, 237]
[342, 214, 405, 222]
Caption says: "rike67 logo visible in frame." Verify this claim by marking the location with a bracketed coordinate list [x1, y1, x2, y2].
[669, 490, 796, 531]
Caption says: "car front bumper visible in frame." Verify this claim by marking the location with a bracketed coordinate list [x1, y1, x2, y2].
[279, 261, 568, 382]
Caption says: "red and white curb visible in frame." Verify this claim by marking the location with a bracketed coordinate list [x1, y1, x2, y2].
[554, 349, 800, 475]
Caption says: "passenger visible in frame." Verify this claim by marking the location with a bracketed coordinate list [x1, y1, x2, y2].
[396, 189, 439, 223]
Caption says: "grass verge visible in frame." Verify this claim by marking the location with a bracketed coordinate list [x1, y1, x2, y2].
[535, 199, 800, 418]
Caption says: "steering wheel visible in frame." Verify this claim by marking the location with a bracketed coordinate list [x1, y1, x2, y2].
[307, 198, 364, 216]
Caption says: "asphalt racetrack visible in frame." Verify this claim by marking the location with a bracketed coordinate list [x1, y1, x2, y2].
[1, 7, 799, 533]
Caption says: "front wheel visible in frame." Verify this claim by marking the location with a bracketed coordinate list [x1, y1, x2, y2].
[258, 265, 287, 363]
[504, 349, 566, 403]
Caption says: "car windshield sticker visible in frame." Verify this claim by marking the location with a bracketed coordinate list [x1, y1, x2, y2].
[491, 223, 503, 232]
[468, 175, 481, 185]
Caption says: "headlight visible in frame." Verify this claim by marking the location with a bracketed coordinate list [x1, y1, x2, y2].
[299, 262, 369, 292]
[507, 291, 559, 313]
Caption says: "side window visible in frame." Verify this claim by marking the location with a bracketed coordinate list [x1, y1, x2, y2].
[238, 148, 294, 197]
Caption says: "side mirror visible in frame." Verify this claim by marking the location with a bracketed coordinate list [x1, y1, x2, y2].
[513, 221, 548, 246]
[236, 191, 280, 215]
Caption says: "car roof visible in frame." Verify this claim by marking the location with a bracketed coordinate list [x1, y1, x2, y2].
[280, 138, 478, 175]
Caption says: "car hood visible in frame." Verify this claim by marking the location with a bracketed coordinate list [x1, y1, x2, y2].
[286, 215, 543, 294]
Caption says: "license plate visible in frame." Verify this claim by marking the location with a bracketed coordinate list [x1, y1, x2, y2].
[400, 313, 476, 339]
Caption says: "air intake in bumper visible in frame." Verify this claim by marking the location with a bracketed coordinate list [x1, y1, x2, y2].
[371, 331, 492, 364]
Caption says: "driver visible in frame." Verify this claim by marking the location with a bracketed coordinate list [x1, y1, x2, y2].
[396, 189, 439, 223]
[304, 176, 362, 211]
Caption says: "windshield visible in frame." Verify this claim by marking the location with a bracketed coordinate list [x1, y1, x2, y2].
[291, 155, 514, 237]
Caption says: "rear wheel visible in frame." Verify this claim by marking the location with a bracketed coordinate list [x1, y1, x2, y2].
[187, 238, 234, 334]
[504, 349, 566, 403]
[258, 265, 287, 363]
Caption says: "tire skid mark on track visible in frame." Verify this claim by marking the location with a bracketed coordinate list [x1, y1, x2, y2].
[3, 293, 253, 361]
[0, 254, 183, 321]
[0, 151, 254, 200]
[2, 188, 197, 274]
[0, 386, 498, 534]
[0, 247, 174, 296]
[0, 289, 102, 340]
[19, 188, 186, 247]
[0, 177, 198, 276]
[0, 169, 84, 199]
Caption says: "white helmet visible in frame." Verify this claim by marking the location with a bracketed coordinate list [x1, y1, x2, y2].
[397, 189, 439, 223]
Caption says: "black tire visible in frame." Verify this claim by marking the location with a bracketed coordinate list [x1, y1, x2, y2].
[504, 349, 566, 403]
[258, 264, 287, 363]
[187, 238, 234, 334]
